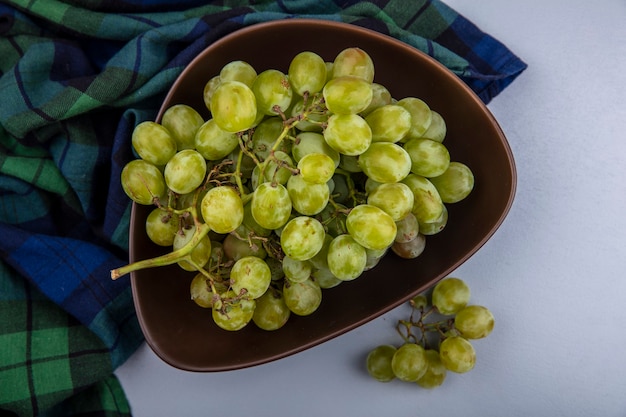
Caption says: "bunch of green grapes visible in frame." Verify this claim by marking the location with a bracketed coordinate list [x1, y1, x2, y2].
[113, 47, 475, 332]
[365, 277, 495, 388]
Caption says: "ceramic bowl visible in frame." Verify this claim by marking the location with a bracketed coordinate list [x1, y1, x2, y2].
[129, 19, 516, 371]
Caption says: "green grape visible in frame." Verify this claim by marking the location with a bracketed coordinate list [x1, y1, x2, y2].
[195, 118, 239, 161]
[394, 212, 419, 243]
[391, 233, 426, 259]
[203, 75, 221, 112]
[311, 266, 342, 289]
[190, 273, 226, 308]
[324, 61, 334, 82]
[208, 240, 226, 268]
[367, 182, 414, 223]
[314, 203, 347, 237]
[222, 232, 267, 261]
[401, 173, 444, 224]
[358, 142, 411, 184]
[173, 225, 212, 271]
[366, 344, 397, 382]
[288, 51, 327, 96]
[338, 154, 363, 173]
[324, 113, 372, 156]
[432, 277, 470, 315]
[297, 152, 336, 184]
[403, 138, 450, 178]
[422, 110, 447, 143]
[411, 294, 428, 309]
[286, 174, 329, 216]
[219, 60, 257, 87]
[332, 47, 375, 82]
[346, 204, 397, 251]
[230, 256, 271, 299]
[280, 216, 326, 261]
[454, 305, 495, 339]
[164, 149, 207, 195]
[327, 234, 367, 281]
[240, 200, 272, 237]
[120, 159, 166, 205]
[251, 117, 291, 160]
[262, 150, 294, 185]
[265, 256, 285, 281]
[283, 277, 322, 316]
[429, 162, 475, 203]
[291, 132, 339, 167]
[419, 204, 448, 236]
[131, 121, 177, 166]
[308, 233, 333, 270]
[364, 177, 383, 195]
[282, 255, 312, 283]
[439, 336, 476, 373]
[323, 76, 373, 115]
[361, 83, 392, 116]
[201, 185, 244, 234]
[365, 104, 412, 143]
[210, 80, 257, 133]
[161, 104, 204, 150]
[416, 349, 447, 388]
[212, 292, 256, 331]
[252, 69, 293, 116]
[397, 97, 432, 140]
[251, 182, 292, 230]
[290, 98, 328, 132]
[391, 343, 428, 382]
[252, 288, 291, 331]
[145, 208, 179, 247]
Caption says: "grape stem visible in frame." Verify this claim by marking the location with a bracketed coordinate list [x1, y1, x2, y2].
[395, 304, 459, 349]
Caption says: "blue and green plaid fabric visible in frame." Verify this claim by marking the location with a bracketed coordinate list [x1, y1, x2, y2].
[0, 1, 526, 415]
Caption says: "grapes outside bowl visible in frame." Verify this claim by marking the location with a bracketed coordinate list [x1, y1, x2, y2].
[124, 19, 516, 371]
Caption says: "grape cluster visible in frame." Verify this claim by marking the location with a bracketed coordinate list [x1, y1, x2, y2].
[366, 277, 495, 388]
[113, 47, 475, 332]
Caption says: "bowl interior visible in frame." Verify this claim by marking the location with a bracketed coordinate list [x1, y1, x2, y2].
[129, 19, 516, 372]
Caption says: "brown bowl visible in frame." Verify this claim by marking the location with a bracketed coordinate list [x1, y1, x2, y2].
[129, 19, 516, 371]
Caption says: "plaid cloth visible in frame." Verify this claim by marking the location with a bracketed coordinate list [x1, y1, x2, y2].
[0, 0, 527, 416]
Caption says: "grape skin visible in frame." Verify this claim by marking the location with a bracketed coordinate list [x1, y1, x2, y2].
[439, 336, 476, 373]
[432, 277, 471, 315]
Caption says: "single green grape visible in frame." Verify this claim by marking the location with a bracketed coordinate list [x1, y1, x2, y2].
[308, 233, 333, 270]
[346, 204, 397, 251]
[280, 216, 326, 261]
[397, 97, 432, 140]
[219, 60, 257, 87]
[283, 277, 322, 316]
[195, 118, 239, 161]
[161, 104, 204, 150]
[297, 152, 336, 184]
[311, 266, 343, 289]
[366, 344, 397, 382]
[419, 204, 448, 236]
[230, 256, 271, 299]
[251, 117, 291, 160]
[454, 305, 495, 339]
[429, 162, 475, 203]
[120, 159, 166, 205]
[200, 185, 244, 234]
[432, 277, 471, 315]
[394, 211, 419, 243]
[292, 132, 340, 166]
[401, 173, 444, 224]
[323, 76, 373, 115]
[324, 113, 372, 156]
[239, 200, 272, 237]
[212, 292, 256, 331]
[403, 138, 450, 178]
[358, 142, 411, 184]
[361, 83, 392, 116]
[327, 234, 367, 281]
[210, 80, 257, 133]
[331, 47, 375, 82]
[252, 288, 291, 331]
[338, 154, 363, 173]
[145, 208, 179, 246]
[131, 121, 177, 166]
[390, 343, 428, 382]
[365, 104, 412, 143]
[164, 149, 207, 195]
[254, 150, 293, 186]
[251, 182, 292, 230]
[282, 255, 313, 283]
[422, 110, 447, 143]
[252, 69, 293, 116]
[222, 232, 267, 261]
[416, 349, 447, 388]
[288, 51, 327, 96]
[173, 225, 212, 271]
[290, 98, 328, 132]
[190, 273, 226, 308]
[439, 336, 476, 373]
[202, 75, 221, 112]
[286, 174, 330, 216]
[367, 182, 414, 223]
[391, 233, 426, 259]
